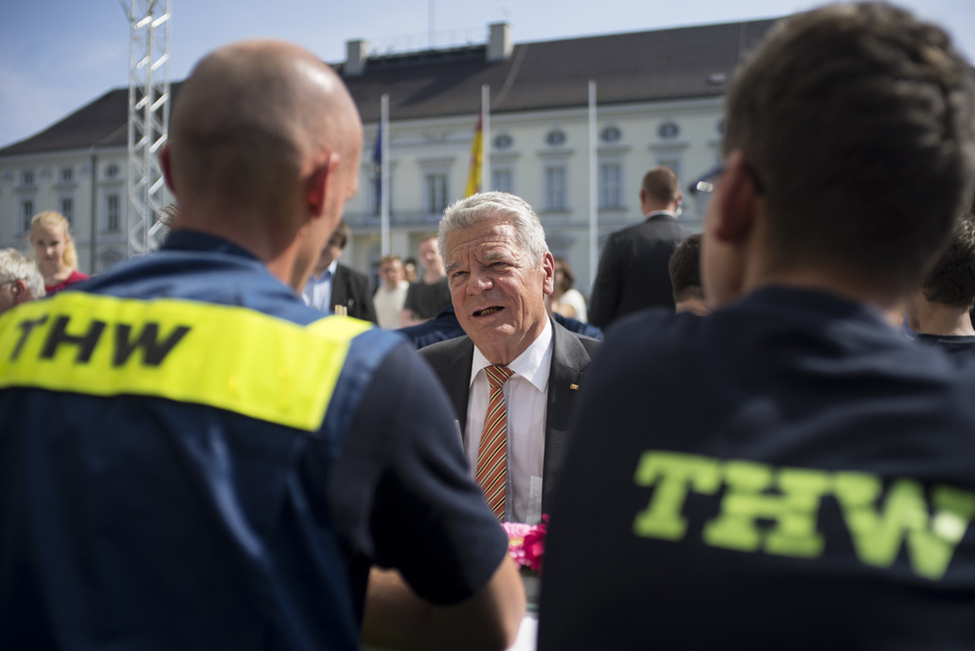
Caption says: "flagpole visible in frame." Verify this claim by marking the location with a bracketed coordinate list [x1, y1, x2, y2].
[588, 80, 598, 288]
[381, 94, 390, 256]
[481, 84, 490, 193]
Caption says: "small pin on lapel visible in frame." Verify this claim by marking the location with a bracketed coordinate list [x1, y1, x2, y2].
[569, 383, 579, 391]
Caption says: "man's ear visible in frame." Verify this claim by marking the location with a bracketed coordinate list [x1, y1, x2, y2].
[541, 252, 556, 297]
[305, 152, 341, 219]
[711, 151, 759, 244]
[12, 279, 29, 306]
[160, 144, 176, 194]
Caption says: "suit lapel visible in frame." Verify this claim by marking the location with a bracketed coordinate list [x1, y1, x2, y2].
[439, 337, 475, 441]
[329, 266, 349, 312]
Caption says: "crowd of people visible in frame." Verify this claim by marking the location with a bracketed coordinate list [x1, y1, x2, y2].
[3, 2, 975, 649]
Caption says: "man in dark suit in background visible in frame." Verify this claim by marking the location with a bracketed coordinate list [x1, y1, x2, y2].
[421, 192, 600, 524]
[301, 218, 376, 322]
[588, 166, 692, 328]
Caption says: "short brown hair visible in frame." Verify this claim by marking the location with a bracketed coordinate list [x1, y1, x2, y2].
[921, 216, 975, 309]
[331, 219, 351, 249]
[641, 166, 680, 205]
[723, 3, 975, 294]
[669, 234, 703, 302]
[379, 254, 402, 267]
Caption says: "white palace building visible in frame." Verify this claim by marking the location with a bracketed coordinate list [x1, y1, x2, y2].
[0, 18, 775, 294]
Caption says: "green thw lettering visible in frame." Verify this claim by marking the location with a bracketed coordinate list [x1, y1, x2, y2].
[834, 473, 975, 580]
[703, 462, 831, 558]
[632, 451, 721, 540]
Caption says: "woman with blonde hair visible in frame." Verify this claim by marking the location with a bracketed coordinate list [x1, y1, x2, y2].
[29, 211, 89, 294]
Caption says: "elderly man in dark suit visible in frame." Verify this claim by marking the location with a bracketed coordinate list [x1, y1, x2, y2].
[588, 166, 692, 328]
[301, 218, 376, 322]
[421, 192, 600, 524]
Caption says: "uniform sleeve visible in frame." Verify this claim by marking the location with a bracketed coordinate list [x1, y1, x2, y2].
[588, 233, 624, 328]
[328, 342, 509, 606]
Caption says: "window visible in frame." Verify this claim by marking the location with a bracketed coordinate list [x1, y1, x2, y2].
[492, 168, 512, 194]
[21, 170, 34, 186]
[60, 197, 73, 224]
[425, 173, 447, 215]
[545, 130, 566, 147]
[106, 194, 120, 231]
[599, 163, 623, 209]
[60, 167, 73, 183]
[21, 200, 34, 232]
[544, 166, 567, 211]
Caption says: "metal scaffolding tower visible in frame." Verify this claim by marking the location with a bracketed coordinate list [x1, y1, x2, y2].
[120, 0, 171, 256]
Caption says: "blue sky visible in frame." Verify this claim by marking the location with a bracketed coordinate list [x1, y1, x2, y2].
[2, 0, 974, 148]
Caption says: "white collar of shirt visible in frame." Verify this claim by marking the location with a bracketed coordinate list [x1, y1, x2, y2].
[469, 317, 553, 392]
[311, 260, 338, 282]
[465, 318, 553, 524]
[644, 210, 676, 220]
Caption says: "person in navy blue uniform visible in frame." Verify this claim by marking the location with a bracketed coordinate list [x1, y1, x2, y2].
[0, 40, 524, 651]
[540, 4, 975, 649]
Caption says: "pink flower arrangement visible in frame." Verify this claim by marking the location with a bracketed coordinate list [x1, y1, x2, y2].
[502, 515, 548, 574]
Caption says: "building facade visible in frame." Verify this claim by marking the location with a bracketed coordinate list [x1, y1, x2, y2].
[0, 18, 775, 295]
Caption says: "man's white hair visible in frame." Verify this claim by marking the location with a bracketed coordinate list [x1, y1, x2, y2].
[438, 191, 550, 265]
[0, 248, 45, 300]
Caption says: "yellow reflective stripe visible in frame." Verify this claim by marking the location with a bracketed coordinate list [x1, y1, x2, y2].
[0, 293, 373, 431]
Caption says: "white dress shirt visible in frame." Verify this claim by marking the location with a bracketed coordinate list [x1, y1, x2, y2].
[301, 260, 337, 311]
[466, 318, 552, 524]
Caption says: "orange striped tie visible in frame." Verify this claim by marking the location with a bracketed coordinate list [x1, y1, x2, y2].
[477, 365, 514, 520]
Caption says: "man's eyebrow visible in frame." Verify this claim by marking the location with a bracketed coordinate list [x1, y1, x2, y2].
[445, 261, 464, 274]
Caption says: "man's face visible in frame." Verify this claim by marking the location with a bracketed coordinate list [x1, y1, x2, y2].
[314, 231, 345, 274]
[700, 167, 746, 308]
[293, 137, 362, 291]
[418, 238, 443, 274]
[445, 216, 554, 364]
[380, 259, 404, 289]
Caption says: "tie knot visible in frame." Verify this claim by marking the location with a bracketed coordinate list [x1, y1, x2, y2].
[485, 365, 514, 389]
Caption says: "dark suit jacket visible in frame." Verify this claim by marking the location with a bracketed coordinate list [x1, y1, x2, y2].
[588, 212, 693, 328]
[419, 319, 601, 512]
[330, 263, 377, 323]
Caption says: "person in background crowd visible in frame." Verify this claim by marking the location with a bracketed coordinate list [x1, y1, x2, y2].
[588, 166, 692, 327]
[0, 248, 45, 315]
[0, 39, 524, 651]
[906, 215, 975, 355]
[540, 4, 975, 649]
[400, 234, 450, 326]
[302, 218, 376, 322]
[29, 211, 89, 294]
[420, 192, 601, 525]
[549, 256, 588, 323]
[668, 233, 710, 316]
[373, 254, 409, 329]
[403, 257, 418, 283]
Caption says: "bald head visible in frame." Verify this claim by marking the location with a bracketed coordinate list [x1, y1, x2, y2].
[167, 40, 362, 230]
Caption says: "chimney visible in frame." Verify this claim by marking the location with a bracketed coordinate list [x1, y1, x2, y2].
[487, 22, 512, 62]
[345, 39, 368, 76]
